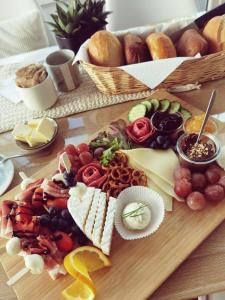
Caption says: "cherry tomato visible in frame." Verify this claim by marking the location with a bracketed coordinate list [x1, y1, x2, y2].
[54, 231, 74, 252]
[77, 143, 90, 154]
[186, 192, 206, 210]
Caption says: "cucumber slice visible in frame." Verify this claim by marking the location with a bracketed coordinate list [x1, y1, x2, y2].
[159, 99, 170, 112]
[141, 100, 152, 112]
[128, 104, 146, 122]
[150, 99, 160, 112]
[180, 108, 192, 120]
[168, 101, 181, 114]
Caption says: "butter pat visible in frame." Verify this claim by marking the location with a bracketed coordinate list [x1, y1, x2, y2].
[12, 124, 32, 142]
[36, 118, 56, 141]
[26, 130, 48, 147]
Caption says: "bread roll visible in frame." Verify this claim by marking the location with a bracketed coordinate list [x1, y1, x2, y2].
[88, 30, 124, 67]
[146, 32, 176, 60]
[176, 29, 208, 57]
[202, 15, 225, 53]
[123, 33, 149, 64]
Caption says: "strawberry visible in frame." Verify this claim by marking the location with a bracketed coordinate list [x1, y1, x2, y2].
[54, 230, 74, 252]
[47, 198, 68, 209]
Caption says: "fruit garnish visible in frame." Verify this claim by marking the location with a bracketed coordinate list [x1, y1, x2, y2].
[62, 280, 95, 300]
[62, 246, 111, 299]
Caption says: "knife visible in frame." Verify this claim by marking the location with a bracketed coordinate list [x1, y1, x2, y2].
[170, 2, 225, 43]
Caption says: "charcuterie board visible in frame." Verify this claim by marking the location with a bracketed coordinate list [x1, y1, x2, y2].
[1, 90, 225, 300]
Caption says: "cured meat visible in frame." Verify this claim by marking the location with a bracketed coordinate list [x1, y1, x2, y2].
[126, 117, 154, 144]
[0, 200, 16, 238]
[76, 162, 107, 188]
[41, 179, 69, 198]
[16, 178, 44, 203]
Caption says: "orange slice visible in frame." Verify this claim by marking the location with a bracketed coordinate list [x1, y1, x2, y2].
[63, 246, 111, 300]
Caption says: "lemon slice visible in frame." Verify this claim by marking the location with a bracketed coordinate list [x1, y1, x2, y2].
[62, 281, 95, 300]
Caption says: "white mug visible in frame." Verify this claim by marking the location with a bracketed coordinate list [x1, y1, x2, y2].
[45, 49, 80, 92]
[17, 75, 58, 111]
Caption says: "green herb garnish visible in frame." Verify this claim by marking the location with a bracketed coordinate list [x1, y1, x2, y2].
[122, 204, 148, 219]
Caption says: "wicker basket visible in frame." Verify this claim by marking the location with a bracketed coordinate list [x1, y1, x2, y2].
[80, 50, 225, 95]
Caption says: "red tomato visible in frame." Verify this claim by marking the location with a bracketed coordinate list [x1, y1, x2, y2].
[54, 231, 74, 252]
[77, 143, 90, 154]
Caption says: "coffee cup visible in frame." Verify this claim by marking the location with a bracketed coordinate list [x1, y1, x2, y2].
[45, 49, 80, 92]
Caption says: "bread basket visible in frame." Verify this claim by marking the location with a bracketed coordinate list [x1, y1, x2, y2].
[78, 17, 225, 95]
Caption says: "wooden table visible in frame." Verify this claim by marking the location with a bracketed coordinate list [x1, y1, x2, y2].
[1, 78, 225, 300]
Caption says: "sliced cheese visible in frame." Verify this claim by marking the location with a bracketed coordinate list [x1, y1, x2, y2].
[101, 196, 116, 256]
[12, 124, 32, 141]
[67, 196, 82, 229]
[92, 192, 107, 247]
[121, 148, 179, 186]
[84, 189, 101, 240]
[27, 119, 40, 128]
[79, 187, 95, 230]
[36, 118, 56, 141]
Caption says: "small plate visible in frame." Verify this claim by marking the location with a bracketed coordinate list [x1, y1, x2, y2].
[0, 155, 14, 196]
[15, 118, 58, 151]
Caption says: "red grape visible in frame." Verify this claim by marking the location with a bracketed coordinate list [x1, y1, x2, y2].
[204, 184, 225, 204]
[64, 144, 78, 156]
[192, 173, 207, 190]
[207, 165, 221, 176]
[174, 179, 192, 198]
[93, 147, 105, 159]
[174, 167, 191, 181]
[218, 176, 225, 190]
[79, 151, 93, 165]
[205, 169, 220, 184]
[77, 143, 90, 154]
[186, 192, 206, 210]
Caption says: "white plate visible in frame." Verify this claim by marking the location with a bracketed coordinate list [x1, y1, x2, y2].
[0, 155, 14, 196]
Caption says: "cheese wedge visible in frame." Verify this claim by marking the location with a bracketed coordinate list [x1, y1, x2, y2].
[92, 192, 107, 247]
[121, 148, 179, 186]
[12, 124, 32, 142]
[101, 196, 116, 256]
[79, 187, 95, 230]
[67, 196, 82, 229]
[84, 189, 101, 240]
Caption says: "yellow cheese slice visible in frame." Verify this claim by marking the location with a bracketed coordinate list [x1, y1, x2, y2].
[12, 124, 32, 141]
[128, 156, 183, 202]
[27, 119, 41, 128]
[122, 148, 179, 186]
[36, 118, 56, 141]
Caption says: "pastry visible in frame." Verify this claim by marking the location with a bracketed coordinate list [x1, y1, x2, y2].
[123, 33, 149, 64]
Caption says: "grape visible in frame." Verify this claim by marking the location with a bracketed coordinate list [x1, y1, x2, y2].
[77, 143, 90, 154]
[64, 144, 78, 156]
[93, 147, 104, 159]
[174, 167, 191, 181]
[174, 179, 192, 198]
[186, 192, 206, 210]
[61, 209, 73, 222]
[77, 232, 89, 245]
[218, 176, 225, 190]
[40, 214, 51, 227]
[57, 218, 69, 230]
[192, 173, 207, 191]
[149, 141, 157, 149]
[162, 141, 171, 149]
[79, 151, 93, 165]
[156, 136, 165, 145]
[204, 184, 224, 204]
[207, 165, 221, 176]
[63, 171, 77, 187]
[49, 206, 60, 217]
[71, 224, 81, 235]
[51, 216, 58, 229]
[205, 169, 220, 184]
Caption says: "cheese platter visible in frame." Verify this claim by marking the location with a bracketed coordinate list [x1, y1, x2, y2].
[1, 90, 225, 300]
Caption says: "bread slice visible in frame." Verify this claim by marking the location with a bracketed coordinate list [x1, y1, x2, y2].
[84, 189, 101, 240]
[92, 192, 107, 248]
[100, 197, 117, 256]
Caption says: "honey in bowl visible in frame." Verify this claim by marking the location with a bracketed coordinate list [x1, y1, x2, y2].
[184, 114, 217, 135]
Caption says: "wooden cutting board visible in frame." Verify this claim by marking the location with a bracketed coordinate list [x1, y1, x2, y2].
[1, 90, 225, 300]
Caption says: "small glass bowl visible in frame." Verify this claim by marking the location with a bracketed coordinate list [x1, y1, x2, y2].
[183, 115, 218, 135]
[151, 111, 183, 137]
[176, 133, 221, 170]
